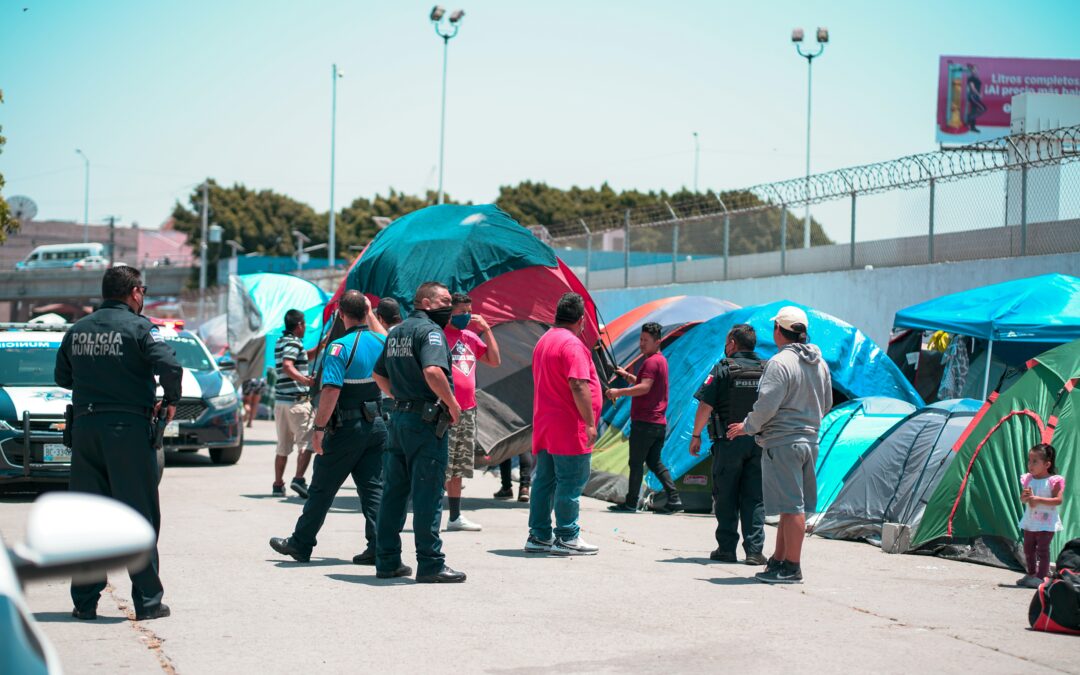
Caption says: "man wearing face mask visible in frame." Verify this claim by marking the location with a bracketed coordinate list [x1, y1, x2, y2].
[443, 292, 502, 531]
[55, 266, 182, 621]
[372, 281, 466, 583]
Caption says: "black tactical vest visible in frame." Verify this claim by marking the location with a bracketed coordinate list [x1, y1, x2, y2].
[718, 357, 764, 425]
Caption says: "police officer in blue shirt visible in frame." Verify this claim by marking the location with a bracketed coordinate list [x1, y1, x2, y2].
[269, 291, 389, 564]
[372, 281, 466, 583]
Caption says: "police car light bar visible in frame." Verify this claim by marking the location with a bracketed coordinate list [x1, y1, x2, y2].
[148, 317, 185, 330]
[0, 322, 73, 332]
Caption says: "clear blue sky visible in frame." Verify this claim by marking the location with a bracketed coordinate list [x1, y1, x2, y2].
[1, 0, 1076, 239]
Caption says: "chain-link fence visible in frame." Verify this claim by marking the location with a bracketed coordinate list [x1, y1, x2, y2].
[546, 125, 1080, 290]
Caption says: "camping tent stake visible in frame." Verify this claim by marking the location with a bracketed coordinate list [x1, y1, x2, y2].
[982, 339, 994, 401]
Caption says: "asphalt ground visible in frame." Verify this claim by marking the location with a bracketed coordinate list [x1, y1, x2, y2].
[1, 419, 1076, 674]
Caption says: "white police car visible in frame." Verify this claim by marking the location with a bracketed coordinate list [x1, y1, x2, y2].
[152, 320, 244, 465]
[0, 325, 73, 486]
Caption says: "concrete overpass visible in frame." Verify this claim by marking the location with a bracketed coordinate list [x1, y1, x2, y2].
[0, 266, 192, 321]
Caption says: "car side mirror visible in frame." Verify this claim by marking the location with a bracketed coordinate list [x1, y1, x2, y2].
[9, 493, 155, 583]
[217, 358, 236, 371]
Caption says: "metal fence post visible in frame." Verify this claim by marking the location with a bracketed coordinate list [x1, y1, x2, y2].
[780, 207, 787, 275]
[665, 201, 679, 284]
[1020, 165, 1028, 256]
[623, 209, 631, 288]
[928, 178, 935, 263]
[849, 192, 857, 269]
[716, 195, 730, 281]
[578, 218, 591, 288]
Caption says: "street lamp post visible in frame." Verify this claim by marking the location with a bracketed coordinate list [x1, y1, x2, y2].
[792, 26, 828, 249]
[692, 132, 700, 193]
[75, 149, 89, 242]
[430, 6, 465, 205]
[327, 64, 344, 268]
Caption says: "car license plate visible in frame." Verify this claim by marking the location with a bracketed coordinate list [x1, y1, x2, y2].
[164, 421, 180, 438]
[44, 443, 71, 463]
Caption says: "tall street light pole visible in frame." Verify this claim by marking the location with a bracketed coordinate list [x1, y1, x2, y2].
[327, 64, 344, 268]
[692, 132, 700, 193]
[198, 181, 209, 322]
[75, 149, 89, 243]
[430, 6, 465, 205]
[792, 27, 828, 249]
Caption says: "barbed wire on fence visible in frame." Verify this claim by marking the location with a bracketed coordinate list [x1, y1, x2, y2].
[546, 124, 1080, 241]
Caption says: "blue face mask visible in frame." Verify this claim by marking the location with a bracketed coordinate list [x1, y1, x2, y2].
[450, 313, 471, 330]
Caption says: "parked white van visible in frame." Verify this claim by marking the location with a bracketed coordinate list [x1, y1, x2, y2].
[15, 243, 107, 271]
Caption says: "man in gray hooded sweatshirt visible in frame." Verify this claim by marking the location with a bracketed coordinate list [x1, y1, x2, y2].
[727, 306, 831, 584]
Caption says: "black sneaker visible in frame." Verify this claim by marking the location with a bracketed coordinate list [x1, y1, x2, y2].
[493, 486, 514, 500]
[352, 548, 376, 565]
[764, 556, 783, 573]
[376, 565, 413, 579]
[709, 549, 738, 563]
[290, 477, 309, 499]
[755, 562, 803, 584]
[71, 607, 97, 621]
[416, 566, 467, 583]
[272, 483, 285, 496]
[659, 499, 684, 514]
[607, 503, 637, 513]
[744, 552, 768, 566]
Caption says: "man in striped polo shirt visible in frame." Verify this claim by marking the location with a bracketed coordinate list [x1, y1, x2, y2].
[273, 309, 320, 497]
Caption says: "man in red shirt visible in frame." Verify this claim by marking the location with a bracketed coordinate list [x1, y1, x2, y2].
[606, 323, 683, 513]
[443, 293, 501, 532]
[525, 293, 602, 556]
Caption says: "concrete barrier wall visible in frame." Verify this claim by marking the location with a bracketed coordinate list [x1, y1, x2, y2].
[589, 252, 1080, 348]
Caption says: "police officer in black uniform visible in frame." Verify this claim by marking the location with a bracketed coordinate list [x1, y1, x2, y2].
[372, 281, 466, 583]
[269, 291, 388, 564]
[689, 323, 767, 565]
[55, 266, 182, 621]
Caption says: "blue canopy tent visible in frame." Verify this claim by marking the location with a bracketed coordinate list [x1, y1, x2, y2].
[598, 300, 923, 497]
[894, 274, 1080, 399]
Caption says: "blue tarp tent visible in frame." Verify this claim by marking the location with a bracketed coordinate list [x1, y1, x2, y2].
[239, 273, 330, 373]
[601, 300, 924, 493]
[814, 397, 917, 515]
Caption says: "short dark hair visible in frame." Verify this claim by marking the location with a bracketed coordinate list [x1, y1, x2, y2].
[101, 266, 143, 301]
[339, 290, 369, 321]
[284, 309, 305, 333]
[554, 292, 585, 325]
[451, 292, 472, 307]
[376, 297, 402, 325]
[641, 322, 662, 341]
[777, 322, 808, 344]
[728, 324, 756, 351]
[414, 281, 448, 305]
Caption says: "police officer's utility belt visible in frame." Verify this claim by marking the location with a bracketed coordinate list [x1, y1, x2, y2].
[389, 399, 431, 412]
[74, 403, 153, 419]
[337, 400, 384, 423]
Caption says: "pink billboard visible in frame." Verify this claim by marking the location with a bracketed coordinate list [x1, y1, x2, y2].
[936, 56, 1080, 144]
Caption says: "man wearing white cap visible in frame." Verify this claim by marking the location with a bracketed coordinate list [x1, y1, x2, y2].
[727, 306, 832, 584]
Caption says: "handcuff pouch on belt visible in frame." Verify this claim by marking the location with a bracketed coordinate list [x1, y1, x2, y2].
[63, 404, 74, 448]
[421, 401, 451, 439]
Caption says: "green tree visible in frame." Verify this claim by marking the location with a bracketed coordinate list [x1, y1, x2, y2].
[0, 90, 17, 243]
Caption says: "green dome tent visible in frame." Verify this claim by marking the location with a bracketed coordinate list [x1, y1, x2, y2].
[913, 339, 1080, 565]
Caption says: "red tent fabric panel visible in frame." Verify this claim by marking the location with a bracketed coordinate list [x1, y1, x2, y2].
[469, 260, 600, 345]
[325, 246, 369, 321]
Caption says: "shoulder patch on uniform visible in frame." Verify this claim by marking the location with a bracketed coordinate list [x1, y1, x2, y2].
[329, 343, 344, 357]
[428, 332, 443, 346]
[704, 374, 714, 385]
[149, 327, 165, 343]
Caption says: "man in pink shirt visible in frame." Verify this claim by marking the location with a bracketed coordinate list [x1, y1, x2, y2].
[606, 322, 683, 513]
[525, 293, 602, 556]
[443, 292, 501, 532]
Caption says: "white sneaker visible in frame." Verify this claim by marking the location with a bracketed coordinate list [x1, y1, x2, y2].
[524, 535, 555, 553]
[447, 515, 483, 532]
[552, 537, 599, 556]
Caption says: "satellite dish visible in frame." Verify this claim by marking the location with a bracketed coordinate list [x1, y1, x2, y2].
[8, 195, 37, 224]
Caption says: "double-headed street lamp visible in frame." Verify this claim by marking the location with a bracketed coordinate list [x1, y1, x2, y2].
[430, 5, 465, 205]
[75, 149, 89, 243]
[792, 26, 828, 249]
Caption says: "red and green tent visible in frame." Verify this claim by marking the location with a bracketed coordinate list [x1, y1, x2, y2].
[329, 204, 601, 465]
[914, 339, 1080, 564]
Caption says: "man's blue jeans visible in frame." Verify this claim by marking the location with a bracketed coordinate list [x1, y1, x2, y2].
[528, 450, 592, 542]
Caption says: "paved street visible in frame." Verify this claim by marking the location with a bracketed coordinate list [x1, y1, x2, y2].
[1, 420, 1075, 674]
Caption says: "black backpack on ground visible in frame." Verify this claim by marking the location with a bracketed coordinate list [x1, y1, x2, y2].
[1028, 538, 1080, 635]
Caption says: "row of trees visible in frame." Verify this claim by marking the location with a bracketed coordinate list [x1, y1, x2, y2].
[170, 180, 833, 281]
[0, 91, 16, 243]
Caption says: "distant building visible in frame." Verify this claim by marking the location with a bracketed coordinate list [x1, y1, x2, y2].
[0, 219, 193, 271]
